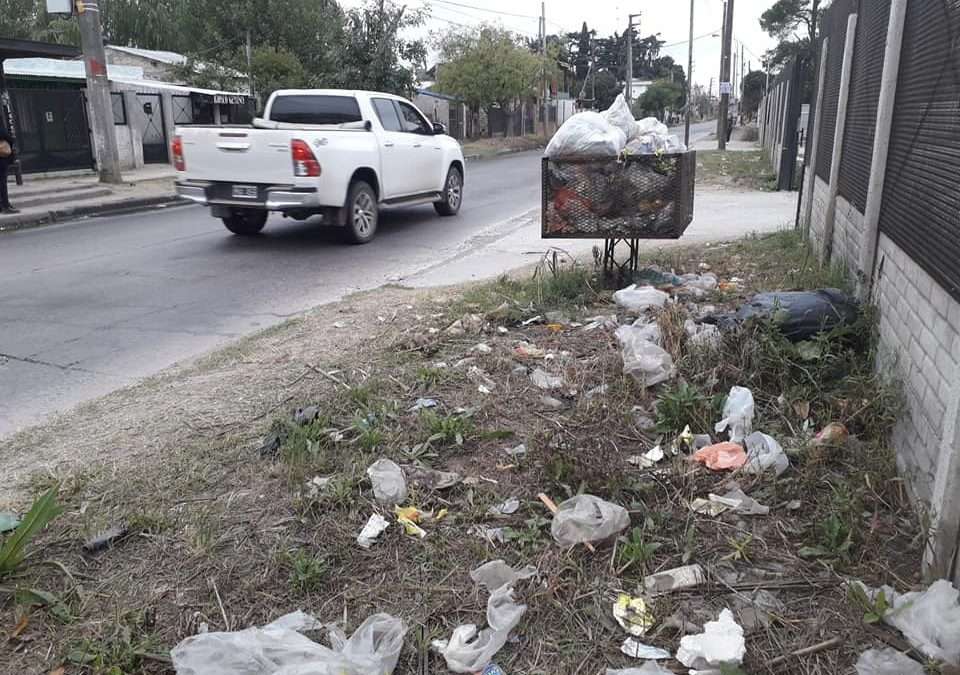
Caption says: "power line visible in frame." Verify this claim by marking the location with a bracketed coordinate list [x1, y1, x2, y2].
[661, 28, 722, 48]
[430, 0, 540, 20]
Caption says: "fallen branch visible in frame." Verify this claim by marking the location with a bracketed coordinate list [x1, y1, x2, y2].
[765, 636, 842, 667]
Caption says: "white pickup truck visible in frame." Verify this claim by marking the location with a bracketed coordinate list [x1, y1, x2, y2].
[173, 89, 465, 243]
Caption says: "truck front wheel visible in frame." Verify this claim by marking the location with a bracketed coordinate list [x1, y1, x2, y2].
[222, 209, 268, 235]
[345, 180, 378, 244]
[434, 166, 463, 216]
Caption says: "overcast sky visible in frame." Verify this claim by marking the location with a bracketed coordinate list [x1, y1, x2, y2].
[339, 0, 780, 90]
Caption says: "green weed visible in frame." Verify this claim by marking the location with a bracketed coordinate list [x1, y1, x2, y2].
[421, 410, 473, 447]
[0, 485, 61, 577]
[655, 383, 718, 435]
[287, 549, 329, 592]
[618, 526, 662, 573]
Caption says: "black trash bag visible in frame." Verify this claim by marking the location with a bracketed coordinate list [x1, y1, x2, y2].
[733, 289, 859, 341]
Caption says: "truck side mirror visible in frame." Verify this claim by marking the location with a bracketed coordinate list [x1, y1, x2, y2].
[432, 122, 446, 135]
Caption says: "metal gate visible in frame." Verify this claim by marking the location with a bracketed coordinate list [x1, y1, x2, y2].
[8, 87, 93, 173]
[136, 92, 167, 163]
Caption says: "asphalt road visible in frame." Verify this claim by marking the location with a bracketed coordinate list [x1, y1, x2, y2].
[0, 121, 718, 436]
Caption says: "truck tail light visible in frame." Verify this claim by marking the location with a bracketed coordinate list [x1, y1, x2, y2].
[291, 139, 321, 177]
[172, 135, 185, 171]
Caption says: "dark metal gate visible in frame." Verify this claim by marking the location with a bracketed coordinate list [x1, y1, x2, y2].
[8, 87, 93, 173]
[136, 92, 167, 163]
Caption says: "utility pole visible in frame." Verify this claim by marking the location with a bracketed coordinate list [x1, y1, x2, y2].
[625, 13, 641, 104]
[541, 2, 548, 133]
[591, 37, 597, 109]
[717, 0, 734, 150]
[76, 0, 122, 183]
[684, 0, 694, 146]
[246, 30, 255, 101]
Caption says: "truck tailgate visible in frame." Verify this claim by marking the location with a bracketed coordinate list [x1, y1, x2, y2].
[179, 128, 295, 184]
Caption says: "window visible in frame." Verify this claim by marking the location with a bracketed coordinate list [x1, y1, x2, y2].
[269, 95, 362, 125]
[396, 101, 433, 134]
[372, 98, 403, 132]
[111, 92, 127, 125]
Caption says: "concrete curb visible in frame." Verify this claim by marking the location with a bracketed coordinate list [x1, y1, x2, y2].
[463, 145, 545, 162]
[0, 194, 188, 233]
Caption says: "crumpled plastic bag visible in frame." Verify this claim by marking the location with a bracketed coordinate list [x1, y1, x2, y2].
[367, 459, 407, 505]
[855, 648, 925, 675]
[692, 442, 747, 471]
[551, 494, 630, 546]
[545, 111, 626, 158]
[170, 611, 407, 675]
[684, 320, 721, 348]
[715, 386, 755, 443]
[615, 326, 675, 387]
[854, 579, 960, 665]
[630, 318, 662, 344]
[743, 432, 789, 476]
[433, 560, 537, 673]
[607, 663, 673, 675]
[734, 288, 859, 342]
[613, 284, 669, 314]
[603, 94, 639, 141]
[676, 608, 745, 671]
[636, 117, 669, 137]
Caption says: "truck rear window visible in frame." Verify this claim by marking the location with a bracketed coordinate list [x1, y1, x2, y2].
[269, 95, 362, 124]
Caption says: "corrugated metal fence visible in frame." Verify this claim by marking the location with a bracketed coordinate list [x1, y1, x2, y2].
[758, 57, 804, 191]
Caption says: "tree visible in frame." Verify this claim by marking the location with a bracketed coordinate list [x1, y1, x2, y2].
[436, 25, 543, 134]
[250, 47, 307, 101]
[336, 0, 426, 96]
[573, 22, 592, 83]
[593, 69, 620, 110]
[741, 70, 767, 119]
[634, 79, 684, 120]
[759, 0, 822, 101]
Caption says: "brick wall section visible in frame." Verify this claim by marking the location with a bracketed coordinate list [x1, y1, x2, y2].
[808, 173, 831, 259]
[104, 51, 178, 83]
[873, 234, 960, 502]
[832, 195, 865, 278]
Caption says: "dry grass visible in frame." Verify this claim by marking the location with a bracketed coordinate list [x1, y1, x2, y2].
[697, 150, 778, 192]
[0, 230, 934, 675]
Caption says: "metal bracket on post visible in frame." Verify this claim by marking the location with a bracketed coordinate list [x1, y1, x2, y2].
[600, 238, 641, 280]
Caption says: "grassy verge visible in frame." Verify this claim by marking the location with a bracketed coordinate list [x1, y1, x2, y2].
[461, 135, 548, 159]
[0, 231, 930, 675]
[697, 149, 778, 191]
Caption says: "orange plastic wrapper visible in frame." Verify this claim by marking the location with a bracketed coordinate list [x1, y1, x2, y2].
[812, 422, 848, 447]
[692, 441, 747, 470]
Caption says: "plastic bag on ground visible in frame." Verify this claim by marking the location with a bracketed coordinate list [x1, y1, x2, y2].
[615, 326, 675, 387]
[715, 386, 755, 443]
[676, 608, 745, 671]
[170, 611, 406, 675]
[855, 579, 960, 665]
[630, 318, 662, 344]
[855, 648, 924, 675]
[608, 662, 673, 675]
[603, 94, 639, 141]
[613, 285, 669, 314]
[636, 117, 669, 137]
[551, 494, 630, 546]
[357, 513, 390, 549]
[545, 111, 626, 159]
[734, 289, 859, 341]
[692, 442, 747, 471]
[367, 459, 408, 505]
[743, 432, 789, 476]
[684, 320, 720, 348]
[434, 560, 537, 673]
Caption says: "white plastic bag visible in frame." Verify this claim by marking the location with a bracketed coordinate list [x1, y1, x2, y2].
[676, 608, 746, 671]
[684, 320, 721, 348]
[856, 579, 960, 665]
[616, 326, 675, 387]
[636, 117, 669, 137]
[170, 611, 407, 675]
[604, 94, 639, 141]
[607, 663, 672, 675]
[613, 284, 669, 314]
[855, 648, 924, 675]
[434, 560, 536, 673]
[551, 494, 630, 546]
[681, 273, 718, 291]
[545, 111, 626, 158]
[366, 459, 408, 505]
[630, 318, 662, 344]
[743, 432, 790, 476]
[714, 386, 755, 443]
[625, 135, 660, 155]
[357, 513, 390, 549]
[664, 135, 687, 153]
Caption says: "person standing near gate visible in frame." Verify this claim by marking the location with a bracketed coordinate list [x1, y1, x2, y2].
[0, 123, 17, 214]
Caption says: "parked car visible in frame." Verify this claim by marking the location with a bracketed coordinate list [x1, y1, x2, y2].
[173, 89, 465, 243]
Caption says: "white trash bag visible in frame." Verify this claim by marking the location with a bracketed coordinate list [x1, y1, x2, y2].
[615, 326, 675, 387]
[607, 664, 672, 675]
[434, 560, 537, 673]
[545, 111, 627, 159]
[676, 608, 746, 672]
[855, 648, 924, 675]
[170, 611, 407, 675]
[743, 432, 790, 476]
[551, 494, 630, 546]
[715, 386, 755, 443]
[603, 94, 639, 142]
[613, 284, 669, 314]
[636, 117, 669, 137]
[366, 459, 408, 505]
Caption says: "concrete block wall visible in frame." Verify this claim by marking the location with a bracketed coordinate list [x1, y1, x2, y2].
[832, 195, 865, 278]
[807, 173, 830, 257]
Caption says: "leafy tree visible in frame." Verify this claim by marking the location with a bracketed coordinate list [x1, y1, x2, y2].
[335, 0, 426, 96]
[573, 22, 592, 82]
[436, 25, 543, 134]
[593, 69, 620, 110]
[759, 0, 822, 101]
[250, 47, 307, 101]
[741, 70, 767, 118]
[634, 79, 684, 119]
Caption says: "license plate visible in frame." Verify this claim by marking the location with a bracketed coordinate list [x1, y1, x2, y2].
[231, 184, 258, 199]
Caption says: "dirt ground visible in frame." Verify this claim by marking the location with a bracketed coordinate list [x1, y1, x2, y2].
[0, 231, 936, 675]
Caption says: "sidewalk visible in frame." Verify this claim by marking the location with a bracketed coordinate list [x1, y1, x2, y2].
[1, 165, 181, 232]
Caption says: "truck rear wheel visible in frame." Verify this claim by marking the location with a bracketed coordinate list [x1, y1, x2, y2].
[345, 180, 378, 244]
[434, 165, 462, 216]
[222, 209, 268, 235]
